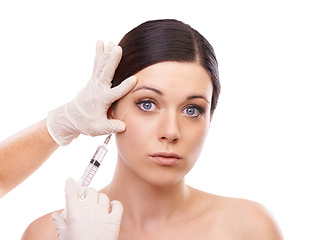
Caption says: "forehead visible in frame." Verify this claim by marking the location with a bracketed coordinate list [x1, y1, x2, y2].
[133, 61, 213, 98]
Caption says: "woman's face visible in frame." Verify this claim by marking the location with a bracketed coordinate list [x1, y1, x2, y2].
[111, 61, 213, 187]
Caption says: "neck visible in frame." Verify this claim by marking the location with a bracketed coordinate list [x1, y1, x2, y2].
[102, 158, 191, 230]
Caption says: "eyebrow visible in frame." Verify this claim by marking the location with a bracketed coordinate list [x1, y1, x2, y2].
[132, 86, 210, 104]
[131, 86, 163, 95]
[186, 95, 210, 104]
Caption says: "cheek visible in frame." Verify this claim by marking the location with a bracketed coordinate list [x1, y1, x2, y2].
[182, 120, 209, 162]
[115, 115, 155, 160]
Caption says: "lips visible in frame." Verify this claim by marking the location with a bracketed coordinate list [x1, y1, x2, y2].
[150, 152, 182, 166]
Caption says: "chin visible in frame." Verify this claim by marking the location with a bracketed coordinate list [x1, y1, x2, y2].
[141, 169, 186, 189]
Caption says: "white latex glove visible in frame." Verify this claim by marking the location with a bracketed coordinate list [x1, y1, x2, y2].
[52, 178, 123, 240]
[47, 41, 137, 146]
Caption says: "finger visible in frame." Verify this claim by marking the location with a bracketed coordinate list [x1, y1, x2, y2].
[52, 212, 66, 225]
[105, 42, 115, 51]
[92, 40, 104, 75]
[83, 187, 99, 203]
[64, 178, 79, 210]
[95, 42, 116, 79]
[98, 193, 111, 214]
[88, 118, 126, 135]
[108, 76, 137, 102]
[52, 212, 67, 235]
[106, 120, 126, 133]
[98, 45, 122, 84]
[96, 40, 104, 54]
[110, 200, 124, 219]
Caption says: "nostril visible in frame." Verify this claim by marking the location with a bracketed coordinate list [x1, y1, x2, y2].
[160, 135, 179, 143]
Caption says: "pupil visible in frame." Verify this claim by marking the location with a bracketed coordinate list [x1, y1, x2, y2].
[143, 102, 151, 110]
[186, 107, 195, 115]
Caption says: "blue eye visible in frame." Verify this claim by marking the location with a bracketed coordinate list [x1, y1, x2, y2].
[183, 105, 205, 118]
[136, 100, 156, 112]
[185, 107, 197, 116]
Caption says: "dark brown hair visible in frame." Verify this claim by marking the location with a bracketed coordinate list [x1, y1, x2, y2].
[112, 19, 220, 115]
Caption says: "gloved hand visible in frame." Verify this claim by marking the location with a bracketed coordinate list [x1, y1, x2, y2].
[52, 178, 123, 240]
[47, 41, 137, 146]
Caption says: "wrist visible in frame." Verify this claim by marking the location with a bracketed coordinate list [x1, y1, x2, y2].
[47, 104, 80, 146]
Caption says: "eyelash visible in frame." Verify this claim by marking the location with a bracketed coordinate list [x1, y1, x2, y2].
[135, 99, 157, 112]
[183, 105, 206, 118]
[135, 99, 206, 118]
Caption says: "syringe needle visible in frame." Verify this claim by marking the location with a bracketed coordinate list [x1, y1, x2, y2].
[104, 134, 112, 145]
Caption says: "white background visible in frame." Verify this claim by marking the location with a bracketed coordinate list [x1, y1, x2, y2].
[0, 0, 308, 239]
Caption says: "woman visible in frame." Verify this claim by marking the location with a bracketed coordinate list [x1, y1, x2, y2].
[23, 19, 283, 239]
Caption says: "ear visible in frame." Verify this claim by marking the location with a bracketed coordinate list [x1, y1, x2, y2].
[107, 102, 118, 119]
[107, 107, 114, 120]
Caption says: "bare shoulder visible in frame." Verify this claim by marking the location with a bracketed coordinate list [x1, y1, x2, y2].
[189, 188, 283, 240]
[223, 197, 283, 239]
[21, 210, 61, 240]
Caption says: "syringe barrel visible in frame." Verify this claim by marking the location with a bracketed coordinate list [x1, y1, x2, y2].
[61, 143, 109, 218]
[76, 144, 108, 199]
[92, 144, 108, 163]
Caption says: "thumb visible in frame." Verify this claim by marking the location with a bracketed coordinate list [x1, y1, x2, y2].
[64, 178, 79, 211]
[110, 200, 124, 220]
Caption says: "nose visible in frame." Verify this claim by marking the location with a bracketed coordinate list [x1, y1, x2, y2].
[158, 111, 180, 143]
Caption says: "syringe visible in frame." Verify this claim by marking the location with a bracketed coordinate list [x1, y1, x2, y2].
[61, 133, 112, 218]
[75, 134, 111, 198]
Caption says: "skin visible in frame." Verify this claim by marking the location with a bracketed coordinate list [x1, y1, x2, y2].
[22, 62, 283, 239]
[0, 120, 59, 198]
[0, 41, 130, 198]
